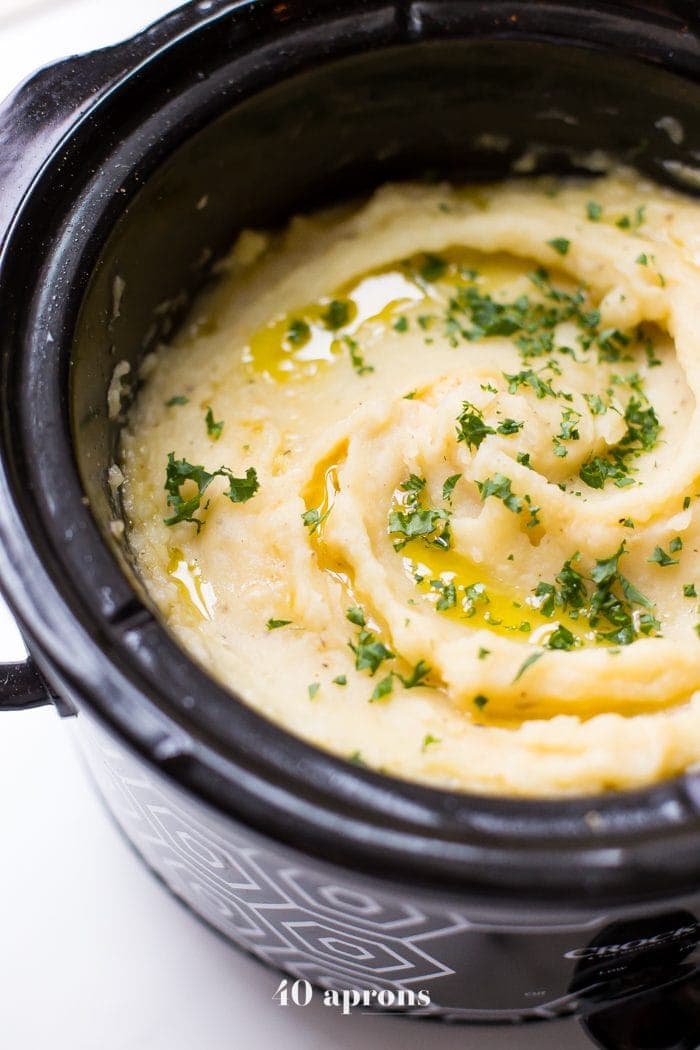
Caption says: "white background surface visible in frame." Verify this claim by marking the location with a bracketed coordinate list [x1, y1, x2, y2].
[0, 3, 591, 1047]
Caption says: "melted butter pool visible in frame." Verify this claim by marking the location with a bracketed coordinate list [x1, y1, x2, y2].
[242, 248, 551, 383]
[399, 538, 594, 646]
[167, 548, 217, 620]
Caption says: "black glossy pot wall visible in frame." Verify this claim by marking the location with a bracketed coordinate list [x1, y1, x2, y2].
[2, 0, 700, 1042]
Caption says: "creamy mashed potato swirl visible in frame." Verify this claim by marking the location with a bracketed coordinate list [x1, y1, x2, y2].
[121, 172, 700, 797]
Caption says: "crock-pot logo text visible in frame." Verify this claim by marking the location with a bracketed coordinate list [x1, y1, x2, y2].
[564, 922, 700, 961]
[273, 978, 431, 1015]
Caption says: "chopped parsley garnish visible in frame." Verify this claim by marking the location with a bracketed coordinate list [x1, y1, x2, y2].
[431, 578, 457, 610]
[513, 651, 544, 682]
[205, 406, 224, 440]
[579, 394, 661, 490]
[266, 618, 292, 630]
[349, 629, 395, 676]
[535, 544, 658, 646]
[346, 606, 366, 627]
[333, 675, 348, 686]
[322, 299, 350, 330]
[597, 327, 631, 363]
[432, 265, 602, 364]
[616, 205, 645, 231]
[464, 582, 489, 616]
[497, 418, 525, 435]
[473, 694, 489, 710]
[623, 398, 661, 451]
[648, 544, 679, 567]
[401, 474, 426, 495]
[503, 368, 558, 399]
[523, 494, 541, 528]
[644, 340, 662, 367]
[418, 253, 448, 282]
[476, 473, 523, 514]
[421, 733, 441, 751]
[579, 457, 634, 490]
[558, 407, 581, 441]
[456, 401, 495, 449]
[546, 624, 576, 650]
[302, 507, 330, 533]
[389, 475, 452, 550]
[393, 315, 409, 333]
[583, 392, 607, 415]
[442, 473, 461, 502]
[343, 335, 373, 376]
[370, 675, 394, 702]
[586, 201, 602, 221]
[398, 659, 432, 688]
[287, 318, 310, 345]
[166, 394, 189, 406]
[308, 682, 320, 699]
[478, 647, 491, 660]
[389, 507, 452, 549]
[534, 554, 587, 616]
[163, 453, 259, 532]
[547, 237, 570, 256]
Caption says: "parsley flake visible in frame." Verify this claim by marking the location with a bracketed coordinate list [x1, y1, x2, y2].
[442, 474, 462, 502]
[287, 318, 310, 345]
[370, 674, 394, 702]
[456, 401, 495, 449]
[547, 237, 570, 256]
[513, 651, 544, 682]
[163, 454, 259, 532]
[648, 545, 679, 567]
[398, 660, 432, 688]
[322, 299, 350, 330]
[205, 406, 224, 440]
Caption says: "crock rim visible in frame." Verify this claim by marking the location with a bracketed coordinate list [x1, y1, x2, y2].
[1, 0, 700, 906]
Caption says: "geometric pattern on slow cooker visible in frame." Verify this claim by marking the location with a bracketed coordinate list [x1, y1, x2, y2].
[80, 724, 585, 1021]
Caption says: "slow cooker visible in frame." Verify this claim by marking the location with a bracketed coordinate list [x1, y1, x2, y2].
[1, 1, 700, 1045]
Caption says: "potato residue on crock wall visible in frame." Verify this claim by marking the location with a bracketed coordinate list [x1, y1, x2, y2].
[120, 172, 700, 797]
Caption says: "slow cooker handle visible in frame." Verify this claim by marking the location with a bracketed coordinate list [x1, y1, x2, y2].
[0, 658, 56, 712]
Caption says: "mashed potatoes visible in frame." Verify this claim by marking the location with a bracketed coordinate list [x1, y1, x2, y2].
[120, 171, 700, 796]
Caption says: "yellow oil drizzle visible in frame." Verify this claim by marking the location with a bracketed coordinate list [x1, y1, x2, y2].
[398, 538, 595, 646]
[298, 460, 683, 723]
[301, 450, 387, 627]
[242, 248, 546, 383]
[167, 548, 216, 620]
[301, 459, 341, 543]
